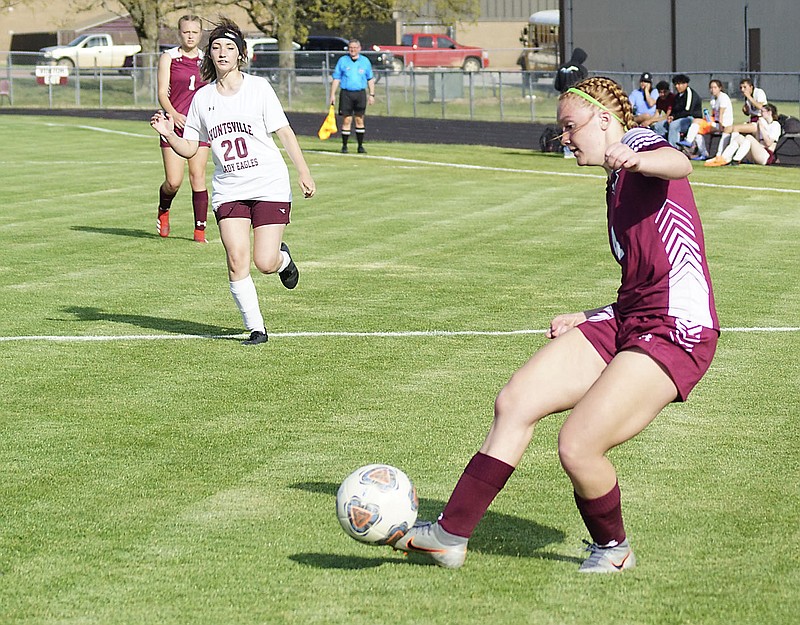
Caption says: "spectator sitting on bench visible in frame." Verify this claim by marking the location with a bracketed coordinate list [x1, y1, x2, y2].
[679, 79, 733, 161]
[651, 74, 702, 147]
[639, 81, 675, 128]
[732, 78, 769, 137]
[629, 72, 659, 125]
[705, 103, 781, 167]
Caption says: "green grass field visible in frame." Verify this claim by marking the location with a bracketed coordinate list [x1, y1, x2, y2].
[1, 115, 798, 625]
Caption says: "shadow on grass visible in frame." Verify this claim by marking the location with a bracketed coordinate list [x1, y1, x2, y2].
[71, 225, 160, 240]
[289, 553, 396, 570]
[291, 481, 579, 568]
[60, 306, 240, 338]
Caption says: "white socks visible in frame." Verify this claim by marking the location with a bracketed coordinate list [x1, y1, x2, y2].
[685, 123, 700, 144]
[229, 275, 265, 333]
[695, 134, 707, 156]
[278, 250, 291, 273]
[721, 132, 747, 163]
[716, 132, 731, 156]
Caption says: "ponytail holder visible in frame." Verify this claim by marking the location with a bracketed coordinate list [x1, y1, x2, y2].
[567, 87, 624, 126]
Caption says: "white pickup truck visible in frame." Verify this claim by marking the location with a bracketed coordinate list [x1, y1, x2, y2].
[40, 33, 141, 69]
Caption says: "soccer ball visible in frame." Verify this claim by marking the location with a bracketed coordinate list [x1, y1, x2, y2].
[336, 464, 418, 545]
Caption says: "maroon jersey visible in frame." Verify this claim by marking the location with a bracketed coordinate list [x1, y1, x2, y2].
[164, 47, 205, 116]
[606, 128, 719, 337]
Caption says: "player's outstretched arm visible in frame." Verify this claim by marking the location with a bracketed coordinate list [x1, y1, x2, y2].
[605, 143, 691, 180]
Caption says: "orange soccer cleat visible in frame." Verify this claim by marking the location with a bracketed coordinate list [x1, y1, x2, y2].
[157, 209, 170, 237]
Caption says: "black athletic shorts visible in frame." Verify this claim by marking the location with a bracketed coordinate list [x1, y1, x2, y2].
[338, 89, 367, 116]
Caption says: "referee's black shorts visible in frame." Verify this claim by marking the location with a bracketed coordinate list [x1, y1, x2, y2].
[338, 89, 367, 116]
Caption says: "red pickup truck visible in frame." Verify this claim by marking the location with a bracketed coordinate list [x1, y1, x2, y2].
[373, 33, 489, 73]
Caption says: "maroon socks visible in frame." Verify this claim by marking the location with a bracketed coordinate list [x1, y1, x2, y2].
[192, 190, 208, 230]
[438, 452, 515, 538]
[159, 186, 175, 212]
[437, 452, 627, 547]
[574, 481, 626, 547]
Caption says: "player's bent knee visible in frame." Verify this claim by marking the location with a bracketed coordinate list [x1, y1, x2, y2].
[254, 255, 280, 275]
[557, 430, 601, 477]
[163, 180, 181, 194]
[493, 386, 544, 430]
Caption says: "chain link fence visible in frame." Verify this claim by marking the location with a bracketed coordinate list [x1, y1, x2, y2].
[3, 51, 799, 123]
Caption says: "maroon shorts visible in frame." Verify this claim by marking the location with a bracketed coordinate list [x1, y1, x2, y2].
[578, 305, 719, 401]
[160, 125, 210, 149]
[214, 200, 291, 228]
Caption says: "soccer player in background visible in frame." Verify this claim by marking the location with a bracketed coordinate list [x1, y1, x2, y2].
[392, 77, 719, 572]
[150, 19, 315, 345]
[156, 15, 210, 243]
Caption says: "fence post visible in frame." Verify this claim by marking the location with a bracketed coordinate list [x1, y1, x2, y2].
[385, 72, 391, 116]
[530, 87, 535, 122]
[469, 71, 474, 120]
[440, 71, 446, 118]
[75, 60, 81, 107]
[499, 72, 504, 121]
[411, 68, 417, 118]
[132, 56, 138, 106]
[5, 54, 12, 105]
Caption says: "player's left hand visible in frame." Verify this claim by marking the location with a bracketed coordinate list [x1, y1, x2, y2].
[605, 142, 641, 172]
[299, 173, 315, 198]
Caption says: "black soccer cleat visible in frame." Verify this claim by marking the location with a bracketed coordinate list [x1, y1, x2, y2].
[241, 330, 268, 346]
[357, 146, 367, 154]
[278, 242, 299, 289]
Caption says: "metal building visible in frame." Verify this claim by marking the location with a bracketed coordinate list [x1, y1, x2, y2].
[560, 0, 800, 99]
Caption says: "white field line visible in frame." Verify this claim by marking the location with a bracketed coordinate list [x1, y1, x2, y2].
[311, 152, 800, 195]
[42, 122, 154, 138]
[8, 121, 798, 196]
[0, 327, 797, 343]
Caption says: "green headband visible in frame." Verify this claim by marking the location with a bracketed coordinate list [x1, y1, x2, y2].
[566, 87, 624, 126]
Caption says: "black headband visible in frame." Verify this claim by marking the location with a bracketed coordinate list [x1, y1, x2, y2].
[209, 31, 245, 56]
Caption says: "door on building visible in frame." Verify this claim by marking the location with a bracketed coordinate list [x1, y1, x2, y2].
[748, 28, 761, 73]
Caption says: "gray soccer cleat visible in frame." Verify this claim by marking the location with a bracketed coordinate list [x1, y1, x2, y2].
[391, 521, 468, 569]
[578, 539, 636, 573]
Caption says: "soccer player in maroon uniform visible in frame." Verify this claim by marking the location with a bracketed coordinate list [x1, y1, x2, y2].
[156, 15, 210, 243]
[392, 76, 719, 572]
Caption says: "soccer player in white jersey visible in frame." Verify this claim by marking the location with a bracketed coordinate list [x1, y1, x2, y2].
[392, 77, 719, 573]
[150, 19, 315, 345]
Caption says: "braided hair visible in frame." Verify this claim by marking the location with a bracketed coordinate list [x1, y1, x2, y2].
[560, 76, 636, 131]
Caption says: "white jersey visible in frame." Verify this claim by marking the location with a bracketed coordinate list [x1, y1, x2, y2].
[184, 73, 291, 208]
[745, 87, 768, 117]
[761, 120, 782, 145]
[711, 92, 734, 127]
